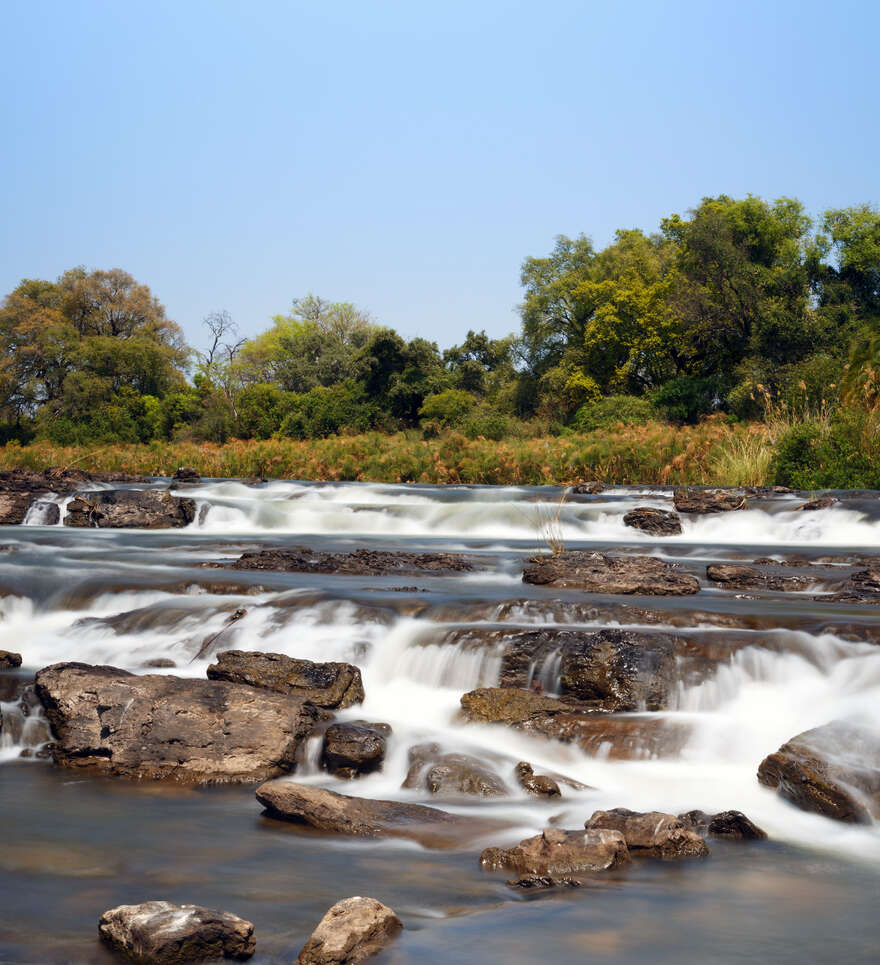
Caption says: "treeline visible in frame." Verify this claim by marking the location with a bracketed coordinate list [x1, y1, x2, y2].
[1, 195, 879, 473]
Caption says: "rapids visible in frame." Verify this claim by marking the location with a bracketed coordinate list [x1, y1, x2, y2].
[1, 479, 879, 963]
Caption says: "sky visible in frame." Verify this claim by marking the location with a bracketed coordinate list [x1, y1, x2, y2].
[1, 0, 878, 353]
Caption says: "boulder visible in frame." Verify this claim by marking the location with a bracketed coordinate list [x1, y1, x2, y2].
[98, 901, 255, 963]
[227, 547, 474, 576]
[584, 808, 708, 858]
[256, 780, 491, 848]
[207, 650, 365, 709]
[515, 761, 561, 798]
[0, 650, 22, 668]
[796, 496, 834, 511]
[0, 491, 38, 525]
[673, 488, 748, 514]
[173, 466, 201, 483]
[64, 490, 196, 529]
[623, 507, 682, 536]
[321, 722, 391, 779]
[296, 897, 402, 965]
[34, 662, 326, 783]
[480, 827, 630, 876]
[569, 481, 604, 495]
[522, 552, 699, 595]
[706, 563, 811, 593]
[678, 809, 767, 840]
[832, 568, 880, 604]
[402, 744, 506, 797]
[757, 720, 880, 823]
[459, 687, 569, 725]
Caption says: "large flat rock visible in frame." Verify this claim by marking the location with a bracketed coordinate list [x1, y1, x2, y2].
[64, 490, 196, 529]
[522, 552, 699, 595]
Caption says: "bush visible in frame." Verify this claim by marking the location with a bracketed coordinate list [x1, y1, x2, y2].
[652, 376, 720, 424]
[418, 389, 476, 428]
[570, 395, 657, 431]
[277, 382, 373, 439]
[462, 406, 511, 440]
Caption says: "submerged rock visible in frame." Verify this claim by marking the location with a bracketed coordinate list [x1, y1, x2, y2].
[98, 901, 255, 963]
[0, 650, 22, 668]
[796, 496, 834, 511]
[678, 809, 767, 840]
[515, 762, 561, 798]
[207, 650, 365, 709]
[522, 552, 699, 595]
[480, 827, 630, 877]
[584, 808, 709, 859]
[402, 744, 507, 797]
[227, 547, 474, 576]
[706, 563, 811, 593]
[296, 897, 402, 965]
[64, 490, 196, 529]
[757, 720, 880, 823]
[321, 721, 391, 778]
[673, 488, 748, 514]
[623, 507, 683, 536]
[34, 662, 325, 783]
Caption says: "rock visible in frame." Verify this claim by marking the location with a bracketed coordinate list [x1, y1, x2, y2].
[227, 547, 474, 576]
[255, 780, 491, 847]
[402, 744, 506, 797]
[64, 490, 196, 529]
[98, 901, 255, 963]
[321, 722, 391, 779]
[0, 491, 38, 525]
[34, 662, 326, 783]
[173, 466, 201, 483]
[706, 563, 811, 593]
[678, 809, 767, 840]
[832, 568, 880, 604]
[296, 897, 402, 965]
[585, 808, 709, 858]
[569, 481, 604, 495]
[207, 650, 365, 709]
[515, 762, 561, 798]
[623, 507, 682, 536]
[143, 658, 176, 668]
[506, 874, 581, 889]
[480, 827, 630, 876]
[459, 687, 569, 725]
[674, 488, 748, 514]
[0, 650, 22, 668]
[522, 552, 699, 595]
[796, 496, 834, 511]
[757, 720, 880, 823]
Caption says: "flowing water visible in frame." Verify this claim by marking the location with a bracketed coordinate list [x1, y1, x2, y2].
[1, 480, 879, 963]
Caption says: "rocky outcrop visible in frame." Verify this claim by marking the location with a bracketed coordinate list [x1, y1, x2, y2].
[64, 490, 196, 529]
[623, 507, 682, 536]
[706, 564, 811, 593]
[459, 687, 569, 725]
[569, 481, 604, 495]
[207, 651, 365, 709]
[523, 552, 699, 595]
[226, 547, 474, 575]
[0, 650, 22, 668]
[584, 808, 709, 859]
[402, 743, 507, 797]
[172, 466, 201, 483]
[480, 827, 630, 877]
[674, 488, 748, 514]
[678, 809, 767, 840]
[515, 761, 560, 798]
[34, 662, 326, 783]
[296, 897, 402, 965]
[98, 901, 255, 963]
[831, 568, 880, 604]
[0, 491, 38, 525]
[796, 496, 834, 511]
[255, 780, 491, 847]
[321, 722, 391, 778]
[757, 720, 880, 823]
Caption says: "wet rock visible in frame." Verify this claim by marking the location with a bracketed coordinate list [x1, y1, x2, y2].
[143, 658, 176, 668]
[0, 650, 22, 668]
[831, 568, 880, 604]
[522, 552, 699, 596]
[403, 744, 506, 797]
[207, 650, 365, 709]
[480, 827, 630, 876]
[34, 662, 326, 783]
[227, 547, 474, 576]
[506, 874, 581, 889]
[98, 900, 255, 963]
[64, 490, 196, 529]
[623, 507, 683, 536]
[796, 496, 834, 511]
[296, 896, 402, 965]
[585, 808, 709, 858]
[321, 721, 391, 778]
[0, 491, 38, 525]
[757, 720, 880, 823]
[515, 762, 561, 798]
[706, 563, 811, 593]
[569, 481, 604, 495]
[173, 466, 201, 483]
[459, 687, 569, 725]
[255, 780, 491, 847]
[678, 809, 767, 840]
[673, 488, 748, 514]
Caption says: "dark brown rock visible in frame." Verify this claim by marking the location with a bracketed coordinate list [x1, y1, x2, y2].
[796, 496, 834, 511]
[832, 568, 880, 603]
[569, 481, 604, 495]
[227, 547, 474, 576]
[0, 491, 37, 525]
[0, 650, 22, 668]
[172, 466, 201, 483]
[515, 761, 560, 798]
[402, 744, 506, 797]
[623, 507, 683, 536]
[296, 897, 402, 965]
[506, 874, 581, 889]
[459, 687, 569, 725]
[706, 563, 811, 593]
[523, 552, 699, 595]
[674, 488, 748, 514]
[98, 901, 255, 963]
[480, 827, 630, 876]
[207, 650, 365, 709]
[585, 808, 709, 858]
[321, 721, 391, 778]
[678, 809, 767, 840]
[757, 720, 880, 823]
[143, 658, 176, 668]
[34, 662, 326, 783]
[64, 490, 196, 529]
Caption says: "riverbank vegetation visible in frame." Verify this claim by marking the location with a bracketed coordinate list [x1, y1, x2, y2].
[2, 194, 878, 487]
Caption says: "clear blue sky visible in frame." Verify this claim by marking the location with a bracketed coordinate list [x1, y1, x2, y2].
[1, 0, 877, 352]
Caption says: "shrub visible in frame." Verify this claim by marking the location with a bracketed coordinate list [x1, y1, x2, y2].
[277, 382, 373, 439]
[652, 376, 720, 424]
[418, 389, 476, 428]
[570, 395, 657, 431]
